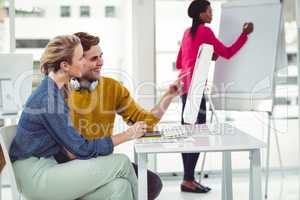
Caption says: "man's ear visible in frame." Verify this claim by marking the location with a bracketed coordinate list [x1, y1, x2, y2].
[60, 61, 69, 72]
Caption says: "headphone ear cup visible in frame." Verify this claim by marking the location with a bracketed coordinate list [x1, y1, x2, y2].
[89, 80, 99, 91]
[70, 78, 81, 91]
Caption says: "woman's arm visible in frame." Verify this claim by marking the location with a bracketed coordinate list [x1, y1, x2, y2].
[204, 23, 253, 60]
[41, 97, 146, 159]
[63, 121, 147, 160]
[41, 108, 113, 159]
[176, 46, 183, 69]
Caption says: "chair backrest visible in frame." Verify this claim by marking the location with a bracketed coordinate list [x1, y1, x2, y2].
[0, 125, 22, 199]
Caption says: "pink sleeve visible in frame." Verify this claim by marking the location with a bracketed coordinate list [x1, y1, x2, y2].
[203, 27, 248, 59]
[176, 46, 182, 70]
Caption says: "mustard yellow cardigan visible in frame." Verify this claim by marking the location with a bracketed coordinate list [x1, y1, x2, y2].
[68, 77, 160, 140]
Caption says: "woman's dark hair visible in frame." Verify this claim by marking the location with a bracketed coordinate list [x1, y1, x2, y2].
[188, 0, 211, 38]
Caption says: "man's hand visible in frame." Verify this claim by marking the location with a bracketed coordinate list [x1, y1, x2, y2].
[167, 80, 182, 97]
[125, 121, 147, 140]
[112, 121, 147, 146]
[150, 79, 183, 119]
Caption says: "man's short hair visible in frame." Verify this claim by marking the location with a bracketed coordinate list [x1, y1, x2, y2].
[74, 32, 100, 51]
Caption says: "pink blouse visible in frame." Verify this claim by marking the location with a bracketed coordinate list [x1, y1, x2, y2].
[176, 24, 248, 94]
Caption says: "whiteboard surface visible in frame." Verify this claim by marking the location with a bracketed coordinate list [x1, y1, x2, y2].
[211, 2, 282, 112]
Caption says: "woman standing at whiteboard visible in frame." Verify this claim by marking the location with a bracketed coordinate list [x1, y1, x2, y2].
[176, 0, 254, 193]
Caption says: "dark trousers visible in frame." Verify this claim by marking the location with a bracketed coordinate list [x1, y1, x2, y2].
[132, 163, 162, 200]
[181, 93, 206, 181]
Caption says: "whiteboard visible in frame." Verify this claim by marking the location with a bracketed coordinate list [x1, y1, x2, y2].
[211, 1, 283, 112]
[183, 45, 214, 124]
[276, 16, 288, 71]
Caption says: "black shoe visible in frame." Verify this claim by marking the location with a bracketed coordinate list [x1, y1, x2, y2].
[180, 184, 210, 193]
[193, 181, 212, 191]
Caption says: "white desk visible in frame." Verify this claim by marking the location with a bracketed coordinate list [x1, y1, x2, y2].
[134, 124, 266, 200]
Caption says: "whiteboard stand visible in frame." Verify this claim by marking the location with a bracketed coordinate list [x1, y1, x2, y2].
[264, 112, 272, 200]
[264, 111, 284, 200]
[200, 98, 284, 198]
[266, 3, 286, 195]
[205, 87, 219, 124]
[272, 115, 284, 181]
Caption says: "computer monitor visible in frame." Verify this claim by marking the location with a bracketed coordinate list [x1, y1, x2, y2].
[0, 54, 33, 114]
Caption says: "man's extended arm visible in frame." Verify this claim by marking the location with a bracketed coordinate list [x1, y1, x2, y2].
[150, 80, 181, 119]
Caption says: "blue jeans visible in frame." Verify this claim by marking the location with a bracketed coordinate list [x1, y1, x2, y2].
[181, 93, 206, 181]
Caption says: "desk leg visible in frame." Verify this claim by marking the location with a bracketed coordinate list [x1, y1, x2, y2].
[222, 167, 226, 200]
[249, 152, 253, 200]
[222, 152, 233, 200]
[138, 153, 148, 200]
[250, 149, 262, 200]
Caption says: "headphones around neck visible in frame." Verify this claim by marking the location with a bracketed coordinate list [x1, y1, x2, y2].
[70, 78, 99, 92]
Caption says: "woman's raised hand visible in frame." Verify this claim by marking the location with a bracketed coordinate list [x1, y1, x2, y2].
[243, 22, 254, 35]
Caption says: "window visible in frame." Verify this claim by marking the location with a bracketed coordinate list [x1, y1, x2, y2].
[80, 6, 90, 17]
[16, 39, 49, 48]
[105, 6, 116, 18]
[15, 7, 45, 17]
[60, 6, 71, 17]
[276, 76, 297, 85]
[275, 97, 291, 105]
